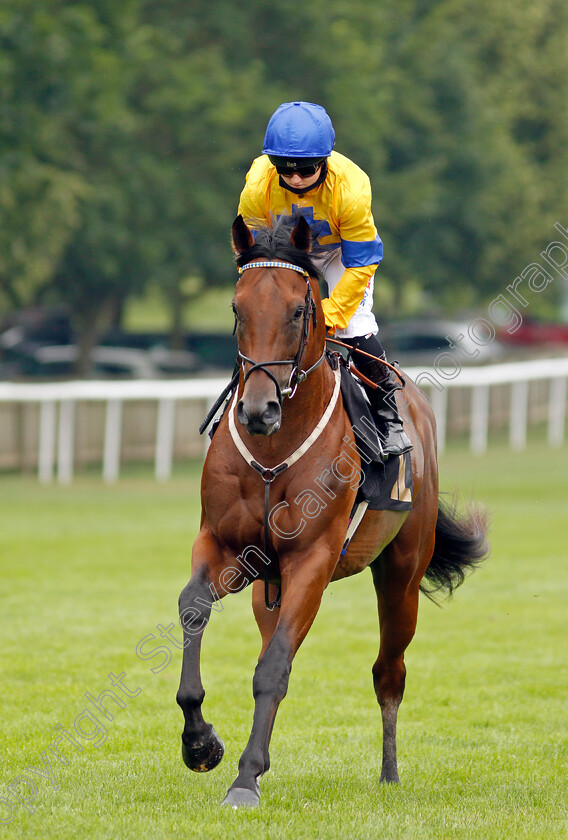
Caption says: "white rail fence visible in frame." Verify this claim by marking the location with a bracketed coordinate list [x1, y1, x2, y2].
[0, 357, 567, 483]
[417, 356, 568, 455]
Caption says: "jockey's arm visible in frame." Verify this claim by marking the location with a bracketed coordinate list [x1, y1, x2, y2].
[322, 176, 382, 334]
[321, 263, 378, 335]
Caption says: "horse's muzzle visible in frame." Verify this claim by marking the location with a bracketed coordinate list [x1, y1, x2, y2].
[236, 399, 281, 436]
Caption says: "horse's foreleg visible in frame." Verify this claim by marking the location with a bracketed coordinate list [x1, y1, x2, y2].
[222, 554, 331, 809]
[176, 534, 226, 773]
[252, 579, 280, 658]
[370, 539, 428, 784]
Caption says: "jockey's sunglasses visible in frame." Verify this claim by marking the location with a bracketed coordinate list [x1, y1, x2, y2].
[273, 160, 324, 178]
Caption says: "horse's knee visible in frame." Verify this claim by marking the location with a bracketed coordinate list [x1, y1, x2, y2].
[253, 660, 290, 703]
[179, 579, 196, 611]
[179, 574, 207, 608]
[372, 658, 406, 707]
[178, 577, 213, 629]
[252, 635, 291, 703]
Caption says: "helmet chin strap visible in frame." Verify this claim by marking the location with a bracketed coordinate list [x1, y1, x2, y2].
[278, 162, 328, 195]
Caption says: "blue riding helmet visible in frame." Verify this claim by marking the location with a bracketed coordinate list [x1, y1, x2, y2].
[262, 101, 335, 158]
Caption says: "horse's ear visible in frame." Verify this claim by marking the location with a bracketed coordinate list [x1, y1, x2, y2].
[290, 215, 311, 253]
[232, 215, 254, 254]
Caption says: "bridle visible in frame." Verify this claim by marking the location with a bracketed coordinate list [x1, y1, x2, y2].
[235, 260, 326, 402]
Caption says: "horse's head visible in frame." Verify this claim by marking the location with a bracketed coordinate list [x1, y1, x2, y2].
[231, 214, 326, 436]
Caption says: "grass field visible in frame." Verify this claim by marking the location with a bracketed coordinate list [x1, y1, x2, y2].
[1, 443, 567, 839]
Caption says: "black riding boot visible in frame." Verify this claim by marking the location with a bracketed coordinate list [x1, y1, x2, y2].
[367, 355, 413, 456]
[342, 335, 412, 458]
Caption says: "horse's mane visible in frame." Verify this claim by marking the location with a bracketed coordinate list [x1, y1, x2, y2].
[235, 213, 324, 284]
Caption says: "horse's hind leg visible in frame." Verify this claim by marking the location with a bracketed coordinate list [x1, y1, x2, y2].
[370, 526, 434, 783]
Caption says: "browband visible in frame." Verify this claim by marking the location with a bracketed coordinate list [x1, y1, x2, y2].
[238, 260, 310, 277]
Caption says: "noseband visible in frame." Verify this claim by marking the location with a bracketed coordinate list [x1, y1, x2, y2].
[235, 260, 325, 402]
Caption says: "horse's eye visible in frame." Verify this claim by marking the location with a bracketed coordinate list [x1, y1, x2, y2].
[293, 306, 304, 321]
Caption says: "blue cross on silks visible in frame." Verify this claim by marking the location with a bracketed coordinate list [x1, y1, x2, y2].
[279, 205, 333, 248]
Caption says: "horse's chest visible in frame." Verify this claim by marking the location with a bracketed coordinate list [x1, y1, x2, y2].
[202, 474, 267, 548]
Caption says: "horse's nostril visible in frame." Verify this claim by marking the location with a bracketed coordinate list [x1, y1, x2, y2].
[236, 398, 280, 435]
[262, 401, 281, 426]
[236, 401, 248, 426]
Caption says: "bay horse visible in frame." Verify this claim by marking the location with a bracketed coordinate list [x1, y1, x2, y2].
[176, 213, 488, 808]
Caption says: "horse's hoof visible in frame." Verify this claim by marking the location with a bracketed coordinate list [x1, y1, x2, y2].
[181, 725, 224, 772]
[380, 771, 400, 784]
[220, 787, 260, 809]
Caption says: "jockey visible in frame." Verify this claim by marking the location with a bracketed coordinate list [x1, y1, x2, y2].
[238, 100, 412, 456]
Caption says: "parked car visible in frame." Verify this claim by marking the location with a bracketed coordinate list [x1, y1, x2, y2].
[495, 319, 568, 348]
[1, 307, 237, 379]
[18, 345, 200, 379]
[379, 319, 505, 367]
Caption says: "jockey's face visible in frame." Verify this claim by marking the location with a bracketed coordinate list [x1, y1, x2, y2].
[279, 166, 323, 190]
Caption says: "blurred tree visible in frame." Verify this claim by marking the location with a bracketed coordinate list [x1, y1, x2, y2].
[0, 0, 150, 367]
[1, 0, 567, 376]
[0, 0, 280, 368]
[127, 1, 281, 341]
[0, 3, 88, 309]
[459, 0, 568, 316]
[294, 0, 568, 317]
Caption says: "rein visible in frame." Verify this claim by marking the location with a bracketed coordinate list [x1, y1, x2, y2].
[326, 337, 406, 387]
[236, 260, 326, 402]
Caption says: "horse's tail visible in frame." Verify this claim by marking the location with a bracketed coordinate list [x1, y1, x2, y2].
[420, 496, 489, 603]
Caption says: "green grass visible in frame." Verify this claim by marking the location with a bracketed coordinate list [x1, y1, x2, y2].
[1, 444, 567, 839]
